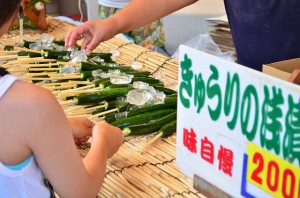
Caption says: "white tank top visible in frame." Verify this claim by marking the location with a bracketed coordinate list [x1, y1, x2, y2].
[0, 74, 51, 198]
[98, 0, 130, 9]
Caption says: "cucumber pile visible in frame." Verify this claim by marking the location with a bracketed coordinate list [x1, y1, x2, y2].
[4, 37, 178, 138]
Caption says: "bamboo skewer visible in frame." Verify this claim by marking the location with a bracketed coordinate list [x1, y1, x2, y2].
[13, 46, 47, 54]
[18, 63, 60, 68]
[67, 104, 106, 116]
[138, 133, 163, 153]
[28, 67, 60, 71]
[88, 108, 118, 119]
[59, 100, 75, 106]
[0, 55, 18, 60]
[56, 61, 80, 67]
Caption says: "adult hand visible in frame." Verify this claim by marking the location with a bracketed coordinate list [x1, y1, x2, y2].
[68, 117, 94, 144]
[65, 19, 117, 55]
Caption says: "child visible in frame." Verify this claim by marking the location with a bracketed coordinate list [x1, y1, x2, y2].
[0, 1, 123, 197]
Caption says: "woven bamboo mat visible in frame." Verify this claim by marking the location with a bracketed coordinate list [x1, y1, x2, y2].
[0, 17, 204, 197]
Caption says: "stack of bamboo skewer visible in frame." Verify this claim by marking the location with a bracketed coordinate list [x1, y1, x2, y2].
[0, 16, 205, 197]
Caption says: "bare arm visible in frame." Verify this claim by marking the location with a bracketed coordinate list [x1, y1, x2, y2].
[110, 0, 198, 34]
[5, 81, 122, 198]
[65, 0, 198, 54]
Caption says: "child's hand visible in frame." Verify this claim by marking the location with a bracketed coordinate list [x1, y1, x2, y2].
[92, 121, 123, 158]
[68, 117, 94, 144]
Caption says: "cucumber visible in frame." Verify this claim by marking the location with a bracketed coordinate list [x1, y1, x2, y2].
[73, 87, 133, 105]
[111, 109, 176, 129]
[94, 77, 110, 87]
[23, 39, 35, 48]
[4, 45, 14, 51]
[103, 113, 117, 123]
[17, 51, 29, 56]
[80, 62, 133, 72]
[28, 52, 41, 58]
[124, 70, 151, 77]
[132, 77, 162, 84]
[98, 79, 112, 89]
[80, 71, 93, 81]
[153, 86, 177, 95]
[91, 100, 115, 115]
[122, 111, 177, 136]
[158, 120, 177, 138]
[53, 40, 65, 46]
[106, 84, 132, 89]
[42, 49, 71, 59]
[91, 99, 129, 115]
[127, 95, 177, 117]
[88, 52, 113, 62]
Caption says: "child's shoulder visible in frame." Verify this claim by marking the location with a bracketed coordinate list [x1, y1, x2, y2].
[3, 80, 61, 116]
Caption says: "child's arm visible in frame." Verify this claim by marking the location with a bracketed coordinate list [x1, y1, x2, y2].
[12, 82, 122, 198]
[68, 117, 94, 144]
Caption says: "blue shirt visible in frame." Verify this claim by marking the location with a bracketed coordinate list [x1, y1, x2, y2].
[224, 0, 300, 71]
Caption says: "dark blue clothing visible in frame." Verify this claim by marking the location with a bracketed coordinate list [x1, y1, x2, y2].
[224, 0, 300, 71]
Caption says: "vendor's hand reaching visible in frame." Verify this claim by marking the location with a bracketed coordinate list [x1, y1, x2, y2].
[68, 117, 94, 144]
[65, 19, 117, 55]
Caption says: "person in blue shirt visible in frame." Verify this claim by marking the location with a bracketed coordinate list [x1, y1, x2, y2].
[65, 0, 300, 71]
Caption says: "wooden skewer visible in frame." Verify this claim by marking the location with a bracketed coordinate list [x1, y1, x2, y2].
[68, 104, 106, 116]
[59, 100, 75, 106]
[137, 133, 163, 153]
[64, 105, 86, 113]
[47, 76, 81, 80]
[67, 114, 91, 118]
[13, 46, 47, 54]
[0, 50, 18, 54]
[17, 63, 60, 68]
[15, 57, 57, 63]
[57, 61, 80, 67]
[88, 108, 118, 119]
[28, 67, 60, 71]
[0, 55, 18, 60]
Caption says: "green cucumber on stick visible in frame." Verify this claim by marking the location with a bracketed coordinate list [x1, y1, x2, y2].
[110, 109, 176, 129]
[73, 87, 133, 105]
[122, 111, 177, 136]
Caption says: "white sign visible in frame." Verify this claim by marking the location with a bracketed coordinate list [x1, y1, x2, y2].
[176, 45, 300, 198]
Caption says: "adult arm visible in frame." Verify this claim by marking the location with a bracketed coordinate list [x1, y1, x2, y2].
[65, 0, 198, 54]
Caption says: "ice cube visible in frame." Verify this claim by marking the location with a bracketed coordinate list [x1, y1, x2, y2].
[59, 65, 76, 74]
[110, 49, 120, 57]
[110, 73, 133, 84]
[149, 91, 166, 104]
[92, 69, 103, 77]
[132, 81, 149, 89]
[29, 42, 42, 50]
[70, 50, 87, 63]
[115, 111, 128, 120]
[131, 61, 143, 69]
[126, 89, 153, 106]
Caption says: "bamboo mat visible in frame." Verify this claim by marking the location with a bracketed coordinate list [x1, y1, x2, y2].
[0, 17, 204, 198]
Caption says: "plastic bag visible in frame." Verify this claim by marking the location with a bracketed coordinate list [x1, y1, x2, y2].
[172, 34, 235, 62]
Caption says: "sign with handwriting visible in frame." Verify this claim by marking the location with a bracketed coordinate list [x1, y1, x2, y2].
[176, 45, 300, 198]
